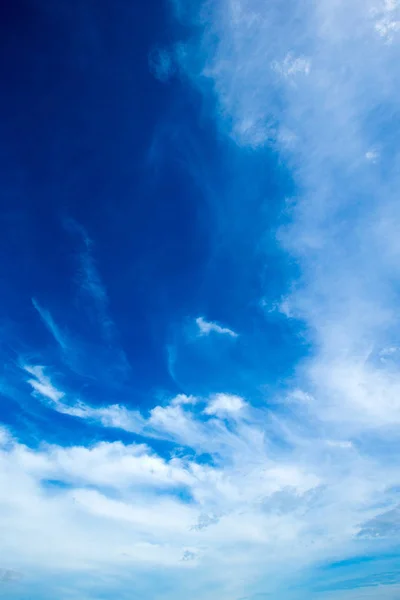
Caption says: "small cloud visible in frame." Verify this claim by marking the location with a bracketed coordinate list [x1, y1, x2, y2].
[195, 316, 238, 338]
[233, 117, 274, 148]
[325, 440, 353, 449]
[277, 126, 298, 150]
[32, 299, 68, 351]
[265, 298, 294, 319]
[204, 393, 246, 416]
[379, 346, 400, 363]
[65, 218, 119, 344]
[373, 0, 400, 42]
[365, 149, 379, 163]
[379, 346, 399, 357]
[277, 298, 293, 318]
[191, 513, 220, 531]
[286, 389, 314, 405]
[148, 46, 175, 82]
[376, 19, 400, 41]
[171, 394, 197, 407]
[24, 365, 65, 404]
[181, 549, 198, 562]
[272, 53, 311, 78]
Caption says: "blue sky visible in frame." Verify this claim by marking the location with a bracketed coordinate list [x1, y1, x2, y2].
[1, 0, 400, 598]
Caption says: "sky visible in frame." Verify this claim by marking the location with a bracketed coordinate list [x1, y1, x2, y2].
[0, 0, 400, 598]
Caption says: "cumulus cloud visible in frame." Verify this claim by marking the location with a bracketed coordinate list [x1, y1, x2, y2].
[204, 393, 246, 416]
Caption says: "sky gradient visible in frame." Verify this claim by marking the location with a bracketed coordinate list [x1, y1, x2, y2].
[1, 0, 400, 598]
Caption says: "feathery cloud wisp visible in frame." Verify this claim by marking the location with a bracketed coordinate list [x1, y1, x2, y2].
[195, 316, 238, 338]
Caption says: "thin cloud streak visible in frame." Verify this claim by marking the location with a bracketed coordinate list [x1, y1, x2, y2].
[32, 298, 69, 351]
[195, 316, 238, 338]
[66, 218, 115, 341]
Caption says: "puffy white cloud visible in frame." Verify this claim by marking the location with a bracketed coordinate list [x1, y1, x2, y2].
[204, 393, 246, 416]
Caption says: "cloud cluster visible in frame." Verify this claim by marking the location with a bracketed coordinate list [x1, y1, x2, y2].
[14, 359, 400, 597]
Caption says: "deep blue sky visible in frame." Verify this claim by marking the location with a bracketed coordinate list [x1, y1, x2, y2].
[0, 0, 301, 445]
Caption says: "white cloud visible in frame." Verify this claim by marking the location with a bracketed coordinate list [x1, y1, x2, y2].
[171, 394, 197, 406]
[12, 438, 194, 490]
[325, 440, 354, 449]
[73, 402, 146, 433]
[365, 149, 380, 162]
[204, 393, 246, 416]
[195, 316, 238, 337]
[32, 298, 69, 351]
[0, 408, 399, 599]
[272, 53, 311, 78]
[24, 365, 65, 403]
[373, 0, 400, 41]
[9, 358, 400, 597]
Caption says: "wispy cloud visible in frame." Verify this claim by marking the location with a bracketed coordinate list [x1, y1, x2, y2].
[65, 218, 115, 342]
[177, 0, 400, 427]
[32, 298, 69, 351]
[24, 365, 65, 404]
[168, 0, 400, 595]
[195, 316, 238, 338]
[272, 53, 311, 78]
[59, 218, 131, 380]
